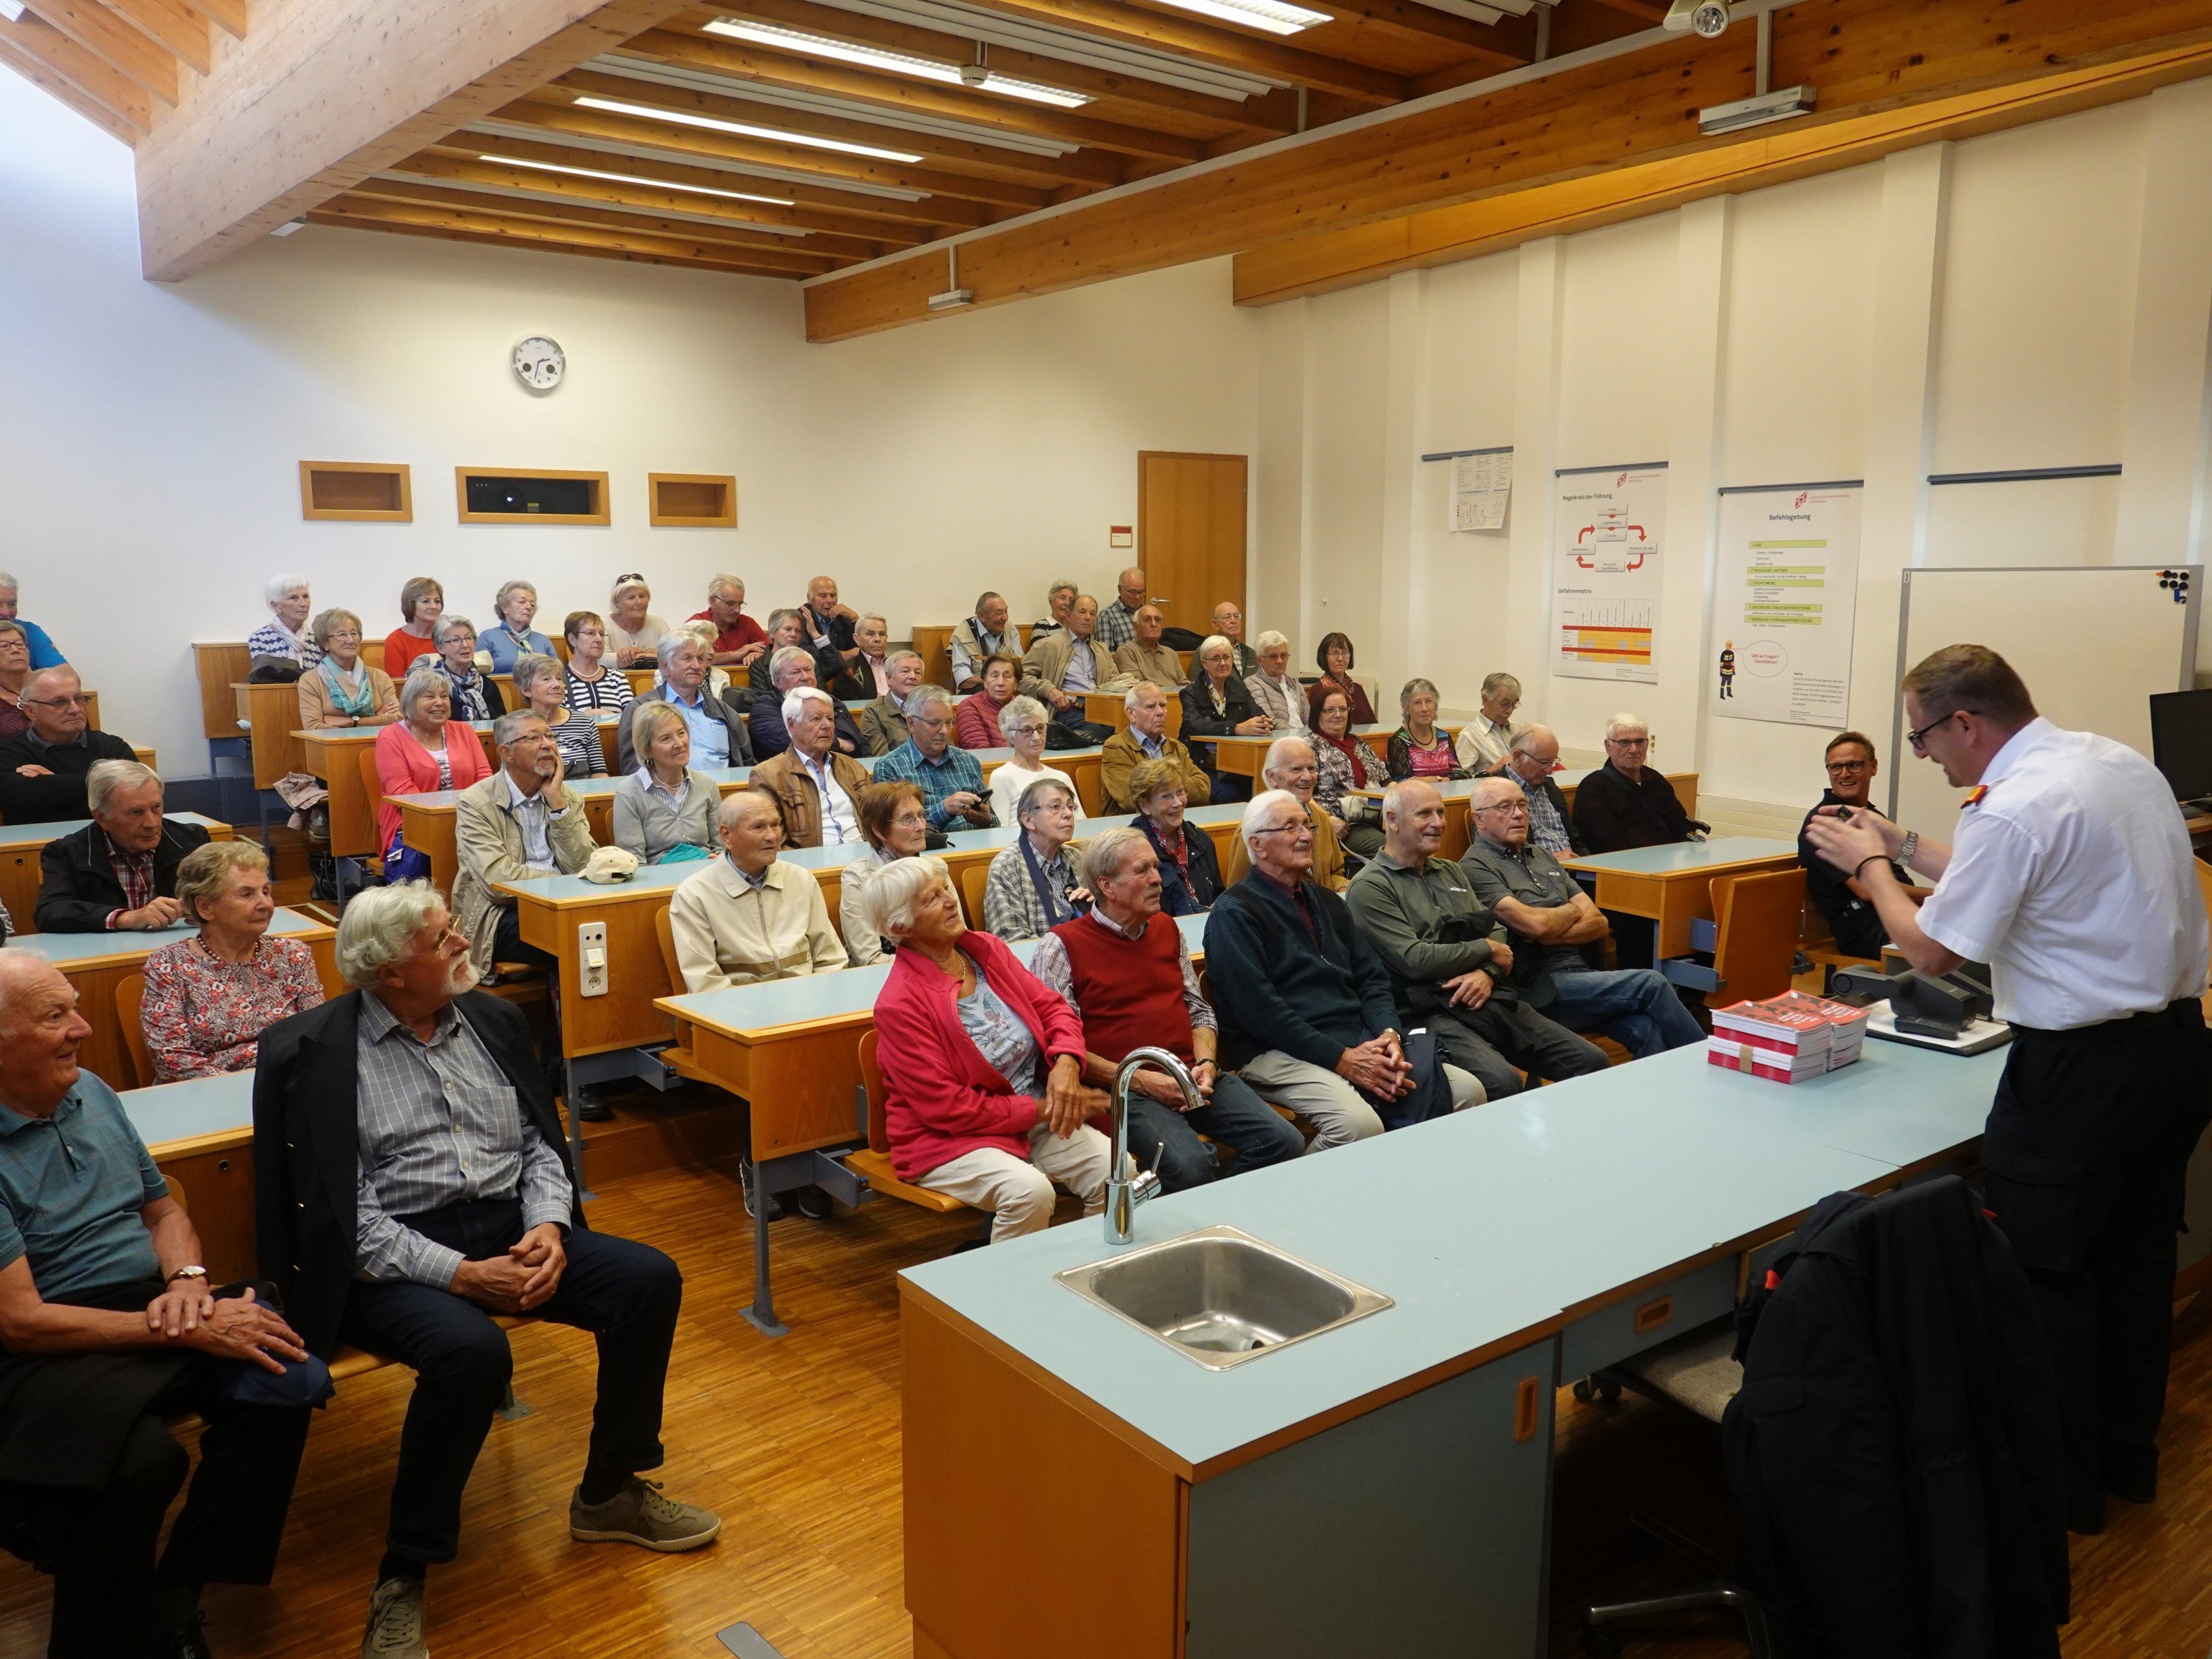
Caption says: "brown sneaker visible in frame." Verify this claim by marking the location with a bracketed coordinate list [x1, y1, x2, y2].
[569, 1477, 722, 1551]
[360, 1576, 430, 1658]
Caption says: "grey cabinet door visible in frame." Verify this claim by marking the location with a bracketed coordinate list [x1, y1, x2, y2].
[1185, 1338, 1553, 1659]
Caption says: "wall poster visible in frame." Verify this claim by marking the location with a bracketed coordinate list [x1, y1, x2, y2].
[1552, 463, 1667, 683]
[1709, 482, 1863, 726]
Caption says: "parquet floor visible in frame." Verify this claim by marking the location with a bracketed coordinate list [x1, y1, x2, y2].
[3, 1146, 2209, 1658]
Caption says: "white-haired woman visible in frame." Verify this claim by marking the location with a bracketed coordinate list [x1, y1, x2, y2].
[613, 701, 718, 864]
[140, 840, 325, 1081]
[432, 614, 504, 722]
[482, 579, 553, 673]
[606, 573, 672, 669]
[1385, 676, 1467, 782]
[1180, 632, 1270, 802]
[298, 607, 399, 729]
[513, 651, 603, 778]
[1031, 578, 1078, 641]
[841, 781, 930, 965]
[867, 855, 1110, 1242]
[981, 777, 1089, 941]
[984, 694, 1077, 828]
[374, 665, 493, 880]
[247, 573, 320, 669]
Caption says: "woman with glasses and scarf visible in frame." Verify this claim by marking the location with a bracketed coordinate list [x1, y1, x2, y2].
[981, 777, 1089, 940]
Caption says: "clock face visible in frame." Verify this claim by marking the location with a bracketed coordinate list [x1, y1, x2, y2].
[512, 335, 565, 391]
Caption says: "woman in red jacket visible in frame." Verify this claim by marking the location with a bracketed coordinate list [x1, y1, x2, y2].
[955, 652, 1021, 750]
[866, 857, 1111, 1242]
[373, 665, 493, 881]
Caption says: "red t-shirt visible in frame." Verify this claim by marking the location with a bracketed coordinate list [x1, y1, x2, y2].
[689, 609, 768, 656]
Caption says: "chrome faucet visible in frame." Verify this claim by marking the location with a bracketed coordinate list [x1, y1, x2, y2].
[1106, 1047, 1198, 1245]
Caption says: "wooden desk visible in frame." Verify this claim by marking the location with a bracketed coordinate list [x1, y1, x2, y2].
[125, 1072, 259, 1284]
[0, 813, 231, 936]
[1563, 836, 1798, 961]
[12, 909, 338, 1091]
[233, 682, 306, 787]
[911, 626, 955, 689]
[1212, 723, 1446, 784]
[194, 641, 252, 741]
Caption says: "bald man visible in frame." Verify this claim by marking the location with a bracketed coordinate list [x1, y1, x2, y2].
[1096, 567, 1146, 656]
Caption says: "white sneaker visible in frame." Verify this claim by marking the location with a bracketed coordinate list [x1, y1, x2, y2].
[361, 1576, 430, 1658]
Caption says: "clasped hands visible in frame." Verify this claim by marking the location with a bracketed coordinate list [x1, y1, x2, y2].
[450, 1223, 568, 1315]
[1336, 1031, 1414, 1100]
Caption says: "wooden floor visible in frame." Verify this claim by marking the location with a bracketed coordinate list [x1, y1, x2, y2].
[4, 1134, 2211, 1658]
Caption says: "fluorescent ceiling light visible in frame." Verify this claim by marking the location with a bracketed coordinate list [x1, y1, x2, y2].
[702, 18, 1092, 106]
[479, 153, 796, 205]
[572, 94, 925, 163]
[0, 1, 25, 21]
[1142, 0, 1331, 35]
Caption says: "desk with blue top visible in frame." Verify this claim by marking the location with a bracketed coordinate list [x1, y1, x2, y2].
[1563, 835, 1798, 961]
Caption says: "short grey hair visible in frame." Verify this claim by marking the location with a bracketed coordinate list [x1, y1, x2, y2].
[1197, 634, 1234, 663]
[1239, 788, 1303, 852]
[0, 571, 18, 593]
[781, 685, 833, 726]
[493, 580, 538, 621]
[710, 572, 745, 600]
[908, 685, 957, 718]
[1509, 723, 1556, 757]
[1399, 677, 1440, 711]
[265, 573, 309, 605]
[1123, 679, 1168, 714]
[1255, 629, 1290, 653]
[337, 880, 448, 988]
[611, 574, 651, 604]
[972, 590, 1002, 612]
[1603, 712, 1649, 741]
[491, 711, 546, 749]
[1261, 735, 1315, 785]
[887, 649, 923, 673]
[174, 840, 270, 926]
[398, 665, 448, 722]
[1469, 775, 1524, 812]
[1000, 694, 1048, 734]
[1080, 825, 1151, 890]
[431, 613, 476, 646]
[857, 612, 887, 631]
[769, 645, 815, 686]
[0, 621, 27, 648]
[1016, 776, 1076, 822]
[510, 651, 563, 700]
[310, 607, 361, 646]
[87, 758, 159, 816]
[656, 631, 699, 672]
[1046, 578, 1078, 604]
[1481, 672, 1522, 699]
[717, 786, 781, 831]
[861, 852, 951, 940]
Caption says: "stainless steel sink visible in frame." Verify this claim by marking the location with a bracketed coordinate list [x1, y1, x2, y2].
[1056, 1225, 1392, 1369]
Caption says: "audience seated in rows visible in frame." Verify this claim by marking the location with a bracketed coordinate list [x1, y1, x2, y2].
[867, 857, 1110, 1242]
[986, 696, 1077, 828]
[1346, 781, 1607, 1102]
[1460, 776, 1705, 1056]
[1224, 736, 1347, 892]
[1211, 602, 1259, 680]
[1181, 635, 1270, 800]
[1573, 713, 1695, 853]
[1306, 631, 1377, 727]
[831, 614, 891, 703]
[35, 760, 210, 933]
[841, 783, 932, 967]
[1799, 730, 1908, 959]
[981, 776, 1087, 940]
[1030, 579, 1077, 643]
[689, 574, 768, 671]
[452, 712, 595, 986]
[0, 952, 325, 1659]
[0, 570, 65, 668]
[605, 573, 673, 671]
[669, 790, 847, 994]
[1128, 758, 1222, 917]
[1386, 677, 1468, 782]
[856, 651, 923, 756]
[617, 637, 753, 776]
[1453, 672, 1525, 776]
[0, 624, 35, 742]
[247, 574, 320, 673]
[141, 840, 326, 1081]
[612, 703, 719, 866]
[956, 654, 1021, 750]
[874, 688, 995, 833]
[1502, 725, 1581, 856]
[511, 652, 604, 779]
[433, 616, 504, 723]
[671, 620, 738, 701]
[253, 882, 719, 1659]
[744, 611, 818, 710]
[750, 689, 870, 849]
[1310, 686, 1383, 860]
[949, 592, 1023, 694]
[1206, 790, 1482, 1152]
[561, 611, 634, 716]
[1244, 630, 1306, 736]
[1102, 682, 1209, 813]
[798, 576, 860, 669]
[298, 610, 398, 730]
[479, 581, 553, 674]
[374, 668, 494, 881]
[382, 578, 444, 680]
[748, 646, 863, 762]
[1030, 826, 1303, 1191]
[1018, 595, 1114, 744]
[0, 666, 137, 823]
[1112, 605, 1186, 689]
[1095, 567, 1146, 657]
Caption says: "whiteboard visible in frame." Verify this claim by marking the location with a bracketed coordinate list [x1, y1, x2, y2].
[1888, 566, 2200, 840]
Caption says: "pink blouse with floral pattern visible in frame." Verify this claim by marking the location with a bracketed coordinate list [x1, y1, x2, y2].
[140, 934, 326, 1082]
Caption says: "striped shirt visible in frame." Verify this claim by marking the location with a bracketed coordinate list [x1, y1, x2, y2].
[547, 708, 606, 778]
[565, 665, 635, 716]
[247, 617, 323, 668]
[354, 994, 571, 1288]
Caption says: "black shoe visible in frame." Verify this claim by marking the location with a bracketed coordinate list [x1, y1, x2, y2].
[793, 1185, 834, 1220]
[164, 1612, 213, 1659]
[575, 1090, 613, 1123]
[740, 1163, 783, 1221]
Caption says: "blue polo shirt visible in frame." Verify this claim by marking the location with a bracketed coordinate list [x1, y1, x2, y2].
[0, 1075, 166, 1302]
[17, 619, 62, 671]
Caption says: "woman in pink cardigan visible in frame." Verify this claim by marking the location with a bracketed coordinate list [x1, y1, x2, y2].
[374, 665, 493, 881]
[865, 857, 1111, 1243]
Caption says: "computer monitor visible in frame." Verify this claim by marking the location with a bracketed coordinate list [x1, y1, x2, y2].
[2149, 688, 2212, 803]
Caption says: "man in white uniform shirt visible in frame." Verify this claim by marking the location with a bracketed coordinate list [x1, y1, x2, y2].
[1806, 644, 2211, 1534]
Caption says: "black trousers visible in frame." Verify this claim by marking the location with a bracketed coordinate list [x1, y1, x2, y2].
[2, 1361, 313, 1659]
[1982, 1000, 2212, 1527]
[340, 1197, 682, 1565]
[1419, 997, 1611, 1100]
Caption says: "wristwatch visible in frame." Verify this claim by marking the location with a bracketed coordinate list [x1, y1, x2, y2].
[166, 1265, 208, 1285]
[1898, 830, 1919, 867]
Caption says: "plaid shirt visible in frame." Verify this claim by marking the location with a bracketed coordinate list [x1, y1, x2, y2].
[353, 994, 572, 1288]
[1095, 599, 1139, 655]
[871, 739, 997, 832]
[1523, 779, 1573, 855]
[106, 829, 156, 928]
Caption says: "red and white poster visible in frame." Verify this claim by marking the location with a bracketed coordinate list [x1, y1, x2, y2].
[1552, 463, 1666, 684]
[1709, 484, 1862, 727]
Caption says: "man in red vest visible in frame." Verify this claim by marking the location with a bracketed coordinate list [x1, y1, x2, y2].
[1028, 827, 1306, 1190]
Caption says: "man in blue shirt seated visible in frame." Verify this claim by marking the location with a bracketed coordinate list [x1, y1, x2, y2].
[0, 571, 65, 669]
[872, 687, 995, 833]
[614, 635, 753, 775]
[0, 952, 324, 1659]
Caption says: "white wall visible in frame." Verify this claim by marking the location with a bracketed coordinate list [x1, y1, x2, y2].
[0, 70, 1262, 775]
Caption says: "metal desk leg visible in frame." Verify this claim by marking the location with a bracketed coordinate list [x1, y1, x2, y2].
[738, 1148, 871, 1340]
[741, 1169, 786, 1338]
[563, 1057, 593, 1202]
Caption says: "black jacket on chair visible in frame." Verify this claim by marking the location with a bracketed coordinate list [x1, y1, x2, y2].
[33, 818, 211, 932]
[1723, 1176, 2069, 1658]
[252, 990, 586, 1360]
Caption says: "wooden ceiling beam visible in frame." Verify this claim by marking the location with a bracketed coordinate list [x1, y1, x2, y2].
[99, 0, 212, 77]
[0, 10, 154, 130]
[19, 0, 177, 103]
[488, 91, 1058, 208]
[621, 24, 1208, 160]
[307, 202, 818, 277]
[1301, 0, 1533, 69]
[551, 66, 1131, 185]
[195, 0, 245, 41]
[1580, 0, 1666, 22]
[329, 183, 845, 269]
[0, 33, 141, 140]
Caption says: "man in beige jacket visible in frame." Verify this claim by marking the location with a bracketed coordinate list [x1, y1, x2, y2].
[749, 688, 872, 849]
[451, 711, 596, 986]
[668, 789, 848, 994]
[1111, 604, 1187, 689]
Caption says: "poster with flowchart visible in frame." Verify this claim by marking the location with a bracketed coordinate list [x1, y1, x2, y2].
[1709, 483, 1863, 725]
[1553, 463, 1666, 683]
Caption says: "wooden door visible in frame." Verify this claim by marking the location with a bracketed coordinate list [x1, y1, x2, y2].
[1137, 452, 1247, 635]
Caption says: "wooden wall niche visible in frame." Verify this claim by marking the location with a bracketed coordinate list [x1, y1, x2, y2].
[456, 467, 611, 525]
[648, 473, 738, 528]
[300, 461, 413, 521]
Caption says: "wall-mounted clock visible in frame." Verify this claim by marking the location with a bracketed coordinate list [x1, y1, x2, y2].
[512, 335, 566, 392]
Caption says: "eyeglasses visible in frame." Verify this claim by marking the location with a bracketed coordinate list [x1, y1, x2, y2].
[1825, 757, 1872, 774]
[1905, 709, 1970, 754]
[26, 694, 91, 708]
[1608, 736, 1649, 750]
[1248, 823, 1308, 838]
[1472, 802, 1528, 818]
